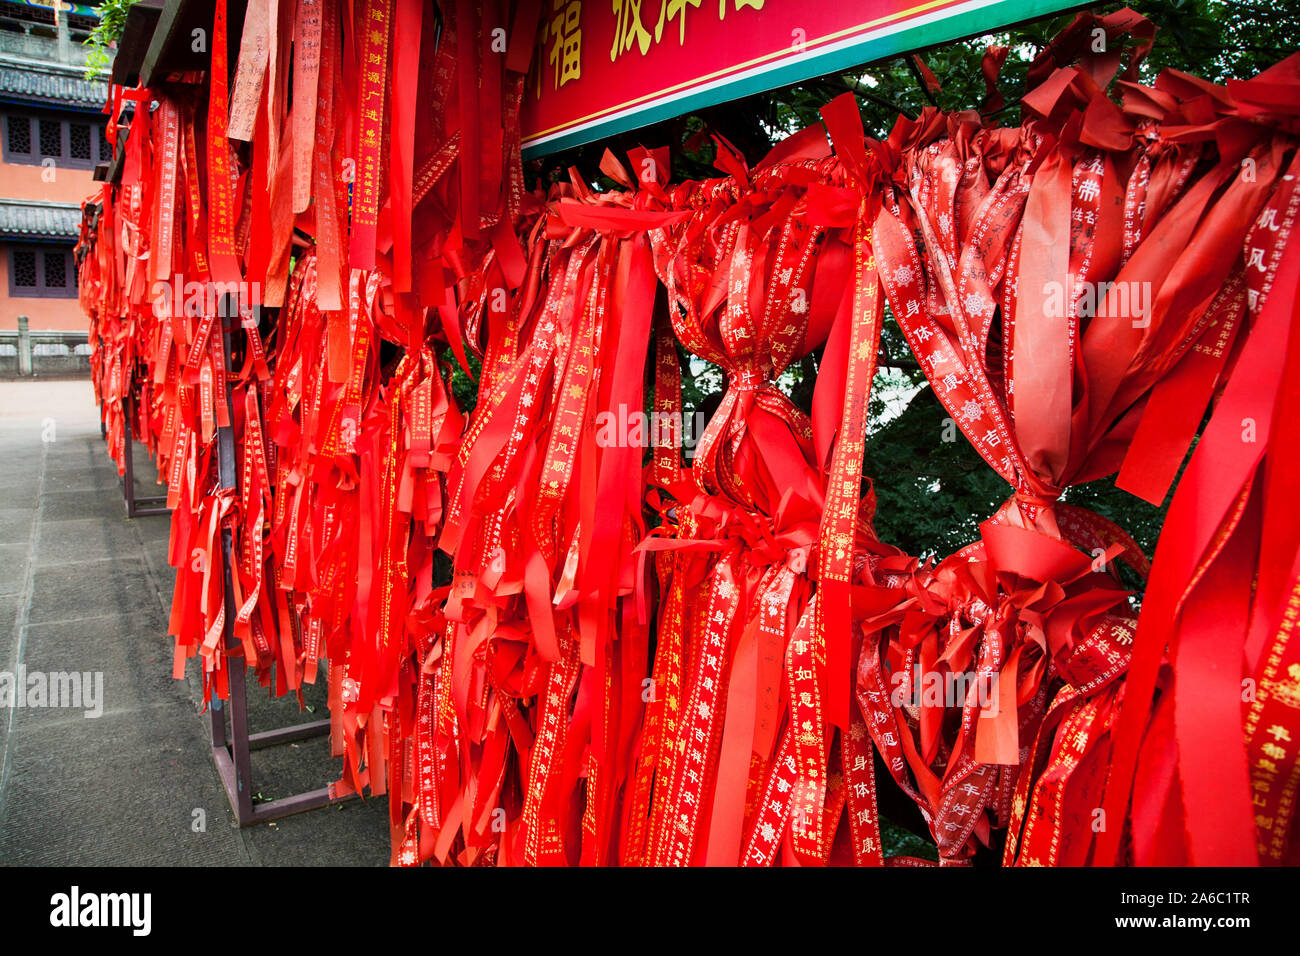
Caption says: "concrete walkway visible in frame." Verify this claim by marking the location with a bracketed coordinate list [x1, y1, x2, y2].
[0, 380, 389, 865]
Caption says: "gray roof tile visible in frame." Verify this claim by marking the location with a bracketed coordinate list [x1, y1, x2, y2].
[0, 65, 107, 110]
[0, 199, 81, 239]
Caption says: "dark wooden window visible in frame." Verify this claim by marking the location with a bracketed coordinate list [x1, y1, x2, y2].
[68, 122, 92, 161]
[2, 112, 109, 169]
[38, 118, 61, 157]
[5, 114, 30, 154]
[8, 245, 78, 298]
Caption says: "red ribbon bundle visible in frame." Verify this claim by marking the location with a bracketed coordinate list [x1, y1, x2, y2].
[80, 0, 536, 804]
[78, 4, 1300, 866]
[861, 9, 1300, 865]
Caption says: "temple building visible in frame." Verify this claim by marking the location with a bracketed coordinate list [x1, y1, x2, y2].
[0, 1, 107, 334]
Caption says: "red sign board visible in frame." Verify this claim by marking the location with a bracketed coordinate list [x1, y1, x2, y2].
[522, 0, 1072, 157]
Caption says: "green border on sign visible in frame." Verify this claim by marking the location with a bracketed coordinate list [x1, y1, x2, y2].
[521, 0, 1076, 160]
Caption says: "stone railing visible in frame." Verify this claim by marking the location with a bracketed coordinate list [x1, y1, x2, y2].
[0, 28, 92, 68]
[0, 318, 91, 378]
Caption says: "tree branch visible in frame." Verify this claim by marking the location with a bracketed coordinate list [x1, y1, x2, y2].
[905, 56, 940, 108]
[838, 75, 917, 121]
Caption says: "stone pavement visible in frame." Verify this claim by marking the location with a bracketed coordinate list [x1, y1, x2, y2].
[0, 380, 390, 866]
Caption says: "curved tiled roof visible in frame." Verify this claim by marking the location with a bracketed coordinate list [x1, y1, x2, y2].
[0, 199, 81, 239]
[0, 64, 107, 110]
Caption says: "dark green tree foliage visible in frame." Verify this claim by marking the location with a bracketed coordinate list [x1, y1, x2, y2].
[84, 0, 139, 78]
[864, 384, 1009, 561]
[450, 351, 483, 413]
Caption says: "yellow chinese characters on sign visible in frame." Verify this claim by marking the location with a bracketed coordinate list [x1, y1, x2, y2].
[612, 0, 765, 60]
[547, 0, 583, 90]
[538, 0, 767, 97]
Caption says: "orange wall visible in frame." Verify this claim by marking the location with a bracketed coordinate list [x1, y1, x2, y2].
[0, 158, 97, 204]
[0, 156, 95, 331]
[0, 249, 87, 332]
